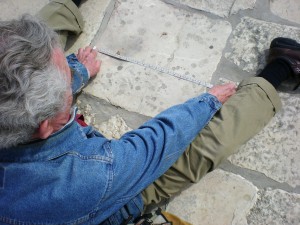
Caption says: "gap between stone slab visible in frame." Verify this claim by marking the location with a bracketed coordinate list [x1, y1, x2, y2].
[219, 160, 300, 194]
[90, 0, 117, 46]
[162, 0, 224, 20]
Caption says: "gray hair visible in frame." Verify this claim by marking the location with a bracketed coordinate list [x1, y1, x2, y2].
[0, 15, 68, 149]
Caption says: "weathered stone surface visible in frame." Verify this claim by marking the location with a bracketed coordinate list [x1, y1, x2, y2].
[231, 0, 256, 15]
[77, 100, 97, 126]
[225, 17, 300, 73]
[77, 100, 131, 139]
[85, 0, 231, 117]
[76, 93, 150, 130]
[1, 0, 48, 20]
[98, 115, 131, 139]
[166, 170, 258, 225]
[176, 0, 235, 18]
[247, 188, 300, 225]
[270, 0, 300, 24]
[174, 0, 255, 18]
[229, 92, 300, 188]
[65, 0, 113, 54]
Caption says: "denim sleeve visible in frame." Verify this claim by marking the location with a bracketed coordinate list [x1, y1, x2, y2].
[104, 93, 222, 203]
[67, 53, 90, 95]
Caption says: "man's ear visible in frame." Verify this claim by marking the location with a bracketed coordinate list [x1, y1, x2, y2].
[37, 120, 54, 139]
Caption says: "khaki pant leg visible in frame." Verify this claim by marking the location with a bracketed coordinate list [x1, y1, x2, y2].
[37, 0, 84, 47]
[142, 77, 282, 207]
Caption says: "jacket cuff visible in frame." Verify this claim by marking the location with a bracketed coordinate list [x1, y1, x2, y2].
[67, 53, 90, 94]
[197, 93, 222, 111]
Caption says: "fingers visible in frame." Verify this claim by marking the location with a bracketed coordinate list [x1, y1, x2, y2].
[81, 51, 95, 64]
[222, 83, 237, 96]
[76, 46, 101, 78]
[77, 46, 96, 62]
[208, 83, 237, 104]
[76, 48, 84, 61]
[85, 57, 101, 78]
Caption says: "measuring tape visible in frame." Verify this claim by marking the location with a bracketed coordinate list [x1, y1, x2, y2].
[95, 47, 214, 88]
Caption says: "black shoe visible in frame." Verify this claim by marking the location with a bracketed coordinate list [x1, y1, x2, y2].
[268, 37, 300, 90]
[72, 0, 81, 7]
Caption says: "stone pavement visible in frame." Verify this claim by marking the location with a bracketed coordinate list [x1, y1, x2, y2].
[3, 0, 300, 224]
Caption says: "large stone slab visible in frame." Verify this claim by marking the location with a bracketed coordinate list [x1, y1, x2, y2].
[172, 0, 256, 18]
[85, 0, 231, 117]
[166, 170, 258, 225]
[270, 0, 300, 24]
[1, 0, 48, 20]
[229, 92, 300, 188]
[247, 188, 300, 225]
[225, 17, 300, 73]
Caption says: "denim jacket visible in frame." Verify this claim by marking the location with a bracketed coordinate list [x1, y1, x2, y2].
[0, 54, 222, 224]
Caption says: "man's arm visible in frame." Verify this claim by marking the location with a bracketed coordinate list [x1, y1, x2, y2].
[102, 93, 221, 203]
[67, 46, 101, 94]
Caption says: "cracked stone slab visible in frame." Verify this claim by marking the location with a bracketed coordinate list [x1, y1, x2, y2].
[98, 115, 131, 139]
[225, 17, 300, 74]
[76, 93, 149, 131]
[247, 188, 300, 225]
[229, 93, 300, 188]
[65, 0, 114, 54]
[173, 0, 235, 18]
[85, 0, 231, 117]
[1, 0, 48, 20]
[172, 0, 256, 18]
[77, 100, 132, 139]
[165, 169, 258, 225]
[270, 0, 300, 24]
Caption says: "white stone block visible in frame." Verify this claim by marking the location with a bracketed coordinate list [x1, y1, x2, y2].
[166, 170, 258, 225]
[85, 0, 231, 117]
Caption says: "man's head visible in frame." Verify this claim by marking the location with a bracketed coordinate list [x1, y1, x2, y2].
[0, 15, 70, 149]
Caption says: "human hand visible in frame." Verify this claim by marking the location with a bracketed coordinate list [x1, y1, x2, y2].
[208, 83, 237, 104]
[76, 46, 101, 78]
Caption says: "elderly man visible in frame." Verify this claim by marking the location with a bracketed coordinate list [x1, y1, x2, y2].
[0, 0, 299, 224]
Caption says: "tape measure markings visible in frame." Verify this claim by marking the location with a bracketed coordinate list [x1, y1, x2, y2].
[96, 48, 213, 88]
